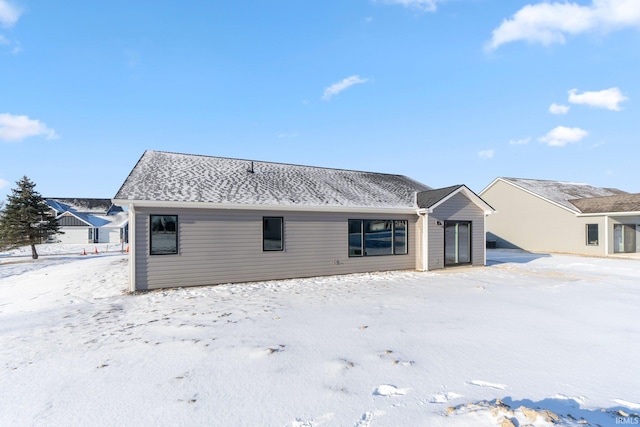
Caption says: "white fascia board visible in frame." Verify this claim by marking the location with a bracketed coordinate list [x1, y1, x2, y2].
[478, 177, 502, 196]
[112, 199, 418, 215]
[576, 211, 640, 218]
[486, 178, 579, 215]
[426, 186, 494, 215]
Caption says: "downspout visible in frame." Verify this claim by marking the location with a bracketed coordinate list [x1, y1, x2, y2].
[484, 213, 488, 266]
[128, 204, 136, 293]
[417, 209, 429, 271]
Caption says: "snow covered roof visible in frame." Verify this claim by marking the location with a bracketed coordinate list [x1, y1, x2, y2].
[59, 211, 110, 227]
[46, 198, 122, 214]
[114, 150, 433, 209]
[491, 178, 626, 213]
[570, 193, 640, 214]
[46, 198, 127, 228]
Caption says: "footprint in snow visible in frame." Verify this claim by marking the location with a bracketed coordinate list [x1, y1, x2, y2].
[373, 384, 410, 396]
[429, 391, 464, 403]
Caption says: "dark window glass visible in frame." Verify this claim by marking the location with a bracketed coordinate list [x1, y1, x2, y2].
[348, 220, 363, 256]
[364, 220, 393, 256]
[586, 224, 599, 245]
[150, 215, 178, 255]
[263, 217, 283, 251]
[394, 220, 407, 254]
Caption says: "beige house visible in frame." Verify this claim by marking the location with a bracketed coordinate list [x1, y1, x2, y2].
[480, 177, 640, 256]
[113, 151, 494, 292]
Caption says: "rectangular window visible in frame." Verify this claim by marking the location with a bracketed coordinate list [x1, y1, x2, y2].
[348, 219, 363, 256]
[586, 224, 599, 246]
[150, 215, 178, 255]
[263, 217, 283, 251]
[348, 219, 408, 257]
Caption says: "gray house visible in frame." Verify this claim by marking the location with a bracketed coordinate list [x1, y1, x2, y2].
[480, 177, 640, 256]
[113, 151, 494, 291]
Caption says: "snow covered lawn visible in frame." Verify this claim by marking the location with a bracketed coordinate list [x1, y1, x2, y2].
[1, 248, 638, 426]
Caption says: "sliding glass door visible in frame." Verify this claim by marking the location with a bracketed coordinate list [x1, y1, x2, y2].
[614, 224, 638, 254]
[445, 221, 471, 266]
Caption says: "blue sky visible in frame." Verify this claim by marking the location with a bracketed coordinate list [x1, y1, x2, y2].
[1, 0, 639, 200]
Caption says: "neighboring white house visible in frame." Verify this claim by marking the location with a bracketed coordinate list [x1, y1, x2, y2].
[113, 150, 494, 292]
[45, 198, 129, 244]
[480, 177, 640, 256]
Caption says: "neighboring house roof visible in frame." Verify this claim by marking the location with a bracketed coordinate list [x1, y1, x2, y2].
[114, 150, 433, 209]
[46, 198, 119, 214]
[482, 177, 626, 213]
[570, 193, 640, 214]
[59, 211, 110, 227]
[46, 198, 127, 228]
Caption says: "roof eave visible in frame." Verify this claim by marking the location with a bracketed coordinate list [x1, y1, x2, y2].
[576, 211, 640, 217]
[112, 199, 419, 215]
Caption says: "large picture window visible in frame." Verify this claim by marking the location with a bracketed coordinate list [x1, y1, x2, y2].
[586, 224, 599, 246]
[263, 217, 283, 251]
[348, 219, 408, 257]
[150, 215, 178, 255]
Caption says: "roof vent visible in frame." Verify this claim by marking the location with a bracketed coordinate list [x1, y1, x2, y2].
[247, 161, 255, 174]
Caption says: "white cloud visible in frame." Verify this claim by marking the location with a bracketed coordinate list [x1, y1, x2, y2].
[478, 149, 495, 159]
[509, 137, 531, 145]
[0, 113, 58, 142]
[539, 126, 588, 147]
[486, 0, 640, 51]
[322, 75, 370, 101]
[277, 132, 299, 139]
[568, 87, 628, 111]
[549, 103, 570, 114]
[0, 178, 8, 189]
[0, 0, 21, 27]
[377, 0, 438, 12]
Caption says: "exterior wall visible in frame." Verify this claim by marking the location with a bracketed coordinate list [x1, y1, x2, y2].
[56, 226, 124, 244]
[133, 207, 420, 290]
[57, 227, 89, 244]
[482, 180, 606, 255]
[427, 192, 486, 270]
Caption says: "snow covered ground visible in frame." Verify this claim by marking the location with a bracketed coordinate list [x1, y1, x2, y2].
[0, 247, 638, 426]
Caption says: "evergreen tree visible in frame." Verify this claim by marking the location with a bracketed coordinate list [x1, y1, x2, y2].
[0, 176, 61, 259]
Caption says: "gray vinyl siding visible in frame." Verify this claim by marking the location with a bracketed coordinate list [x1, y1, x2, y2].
[427, 193, 485, 270]
[133, 207, 419, 290]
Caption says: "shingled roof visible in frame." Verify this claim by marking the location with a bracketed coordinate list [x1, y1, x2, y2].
[497, 177, 626, 213]
[570, 193, 640, 214]
[114, 150, 433, 209]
